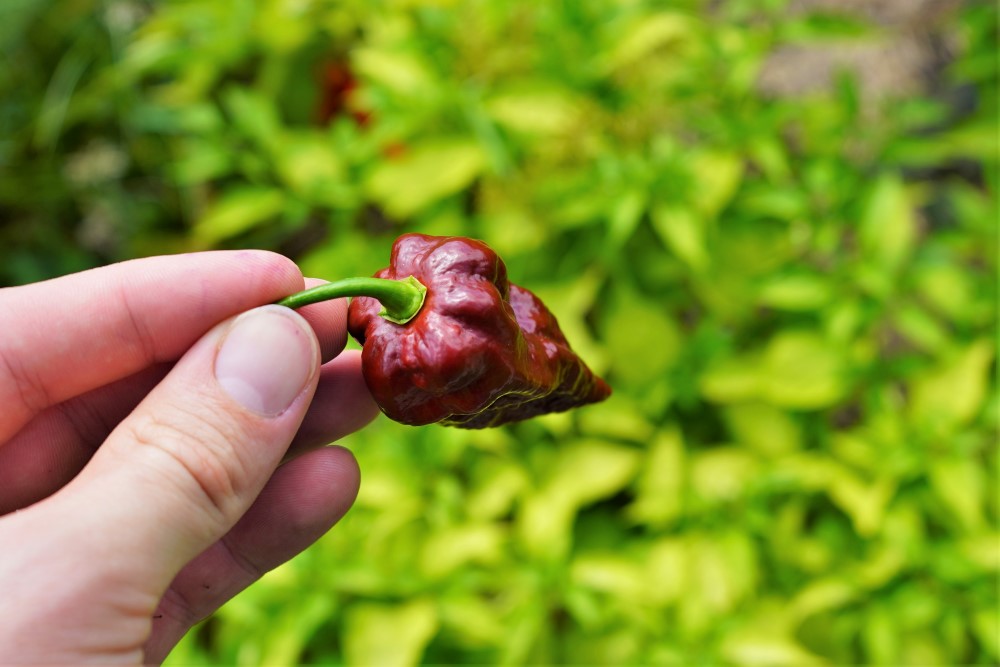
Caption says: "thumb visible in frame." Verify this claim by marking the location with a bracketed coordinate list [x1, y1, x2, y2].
[57, 304, 320, 591]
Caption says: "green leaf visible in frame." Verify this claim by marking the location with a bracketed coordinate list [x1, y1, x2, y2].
[547, 440, 641, 507]
[366, 138, 487, 217]
[699, 354, 762, 404]
[862, 604, 900, 665]
[275, 132, 345, 204]
[578, 398, 656, 443]
[465, 462, 527, 521]
[690, 447, 759, 504]
[827, 470, 895, 537]
[859, 173, 916, 272]
[788, 578, 857, 622]
[517, 490, 575, 560]
[910, 339, 994, 430]
[353, 47, 435, 97]
[571, 554, 645, 600]
[973, 608, 1000, 660]
[894, 305, 950, 352]
[419, 524, 505, 578]
[603, 290, 680, 385]
[651, 204, 708, 271]
[518, 441, 640, 559]
[720, 634, 825, 667]
[0, 0, 41, 51]
[439, 596, 506, 647]
[724, 402, 802, 456]
[486, 86, 581, 135]
[171, 139, 233, 184]
[259, 594, 335, 666]
[914, 262, 977, 323]
[222, 86, 282, 152]
[645, 538, 685, 607]
[928, 458, 986, 531]
[628, 428, 686, 526]
[762, 330, 848, 409]
[343, 599, 438, 667]
[605, 12, 696, 71]
[608, 188, 647, 247]
[688, 150, 743, 218]
[757, 272, 833, 311]
[194, 187, 286, 245]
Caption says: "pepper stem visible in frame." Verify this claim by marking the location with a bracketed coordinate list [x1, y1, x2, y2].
[275, 276, 427, 324]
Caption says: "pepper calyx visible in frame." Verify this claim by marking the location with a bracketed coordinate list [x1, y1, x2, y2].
[377, 275, 426, 325]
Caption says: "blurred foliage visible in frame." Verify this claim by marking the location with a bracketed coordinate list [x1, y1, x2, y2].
[2, 0, 998, 664]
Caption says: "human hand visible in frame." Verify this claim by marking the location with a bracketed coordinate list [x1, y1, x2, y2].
[0, 251, 380, 664]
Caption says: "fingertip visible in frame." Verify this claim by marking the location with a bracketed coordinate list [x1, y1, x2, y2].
[214, 250, 306, 303]
[284, 445, 361, 516]
[241, 445, 361, 537]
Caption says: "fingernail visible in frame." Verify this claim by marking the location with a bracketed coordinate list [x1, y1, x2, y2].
[215, 306, 319, 416]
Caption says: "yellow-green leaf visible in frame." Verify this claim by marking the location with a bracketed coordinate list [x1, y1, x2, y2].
[571, 554, 646, 600]
[689, 150, 743, 218]
[419, 524, 505, 579]
[605, 12, 696, 71]
[757, 273, 833, 311]
[275, 132, 344, 202]
[546, 440, 641, 507]
[859, 173, 916, 271]
[699, 354, 762, 403]
[486, 86, 581, 135]
[690, 447, 759, 504]
[762, 330, 847, 409]
[353, 47, 435, 96]
[194, 187, 285, 246]
[366, 139, 487, 217]
[652, 204, 709, 271]
[628, 427, 686, 525]
[603, 291, 680, 385]
[724, 402, 802, 456]
[910, 339, 994, 430]
[343, 599, 438, 667]
[928, 457, 986, 531]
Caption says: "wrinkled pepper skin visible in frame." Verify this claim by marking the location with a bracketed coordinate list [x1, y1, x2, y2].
[347, 234, 611, 428]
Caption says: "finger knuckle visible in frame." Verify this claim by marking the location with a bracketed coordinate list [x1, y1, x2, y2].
[127, 407, 250, 528]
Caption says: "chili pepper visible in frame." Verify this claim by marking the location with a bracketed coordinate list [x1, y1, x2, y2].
[344, 234, 611, 428]
[314, 59, 371, 127]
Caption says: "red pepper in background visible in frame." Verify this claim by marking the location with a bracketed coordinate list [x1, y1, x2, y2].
[347, 234, 611, 428]
[315, 60, 371, 127]
[314, 58, 406, 159]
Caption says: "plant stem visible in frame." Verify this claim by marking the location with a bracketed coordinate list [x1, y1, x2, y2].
[275, 275, 427, 324]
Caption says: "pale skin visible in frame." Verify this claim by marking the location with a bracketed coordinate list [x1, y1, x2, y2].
[0, 251, 381, 664]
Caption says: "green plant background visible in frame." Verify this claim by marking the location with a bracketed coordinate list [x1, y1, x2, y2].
[2, 0, 997, 665]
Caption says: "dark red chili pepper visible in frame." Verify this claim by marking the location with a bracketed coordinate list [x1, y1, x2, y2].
[345, 233, 611, 428]
[315, 59, 371, 127]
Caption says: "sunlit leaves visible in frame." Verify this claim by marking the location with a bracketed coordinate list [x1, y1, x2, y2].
[910, 339, 994, 432]
[365, 138, 487, 217]
[700, 331, 848, 409]
[859, 173, 917, 274]
[194, 187, 286, 245]
[486, 86, 582, 136]
[517, 440, 640, 559]
[353, 47, 436, 98]
[343, 599, 439, 667]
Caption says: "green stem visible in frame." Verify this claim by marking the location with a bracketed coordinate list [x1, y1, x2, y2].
[276, 276, 427, 324]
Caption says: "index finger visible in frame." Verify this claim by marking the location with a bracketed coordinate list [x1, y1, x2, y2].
[0, 251, 304, 444]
